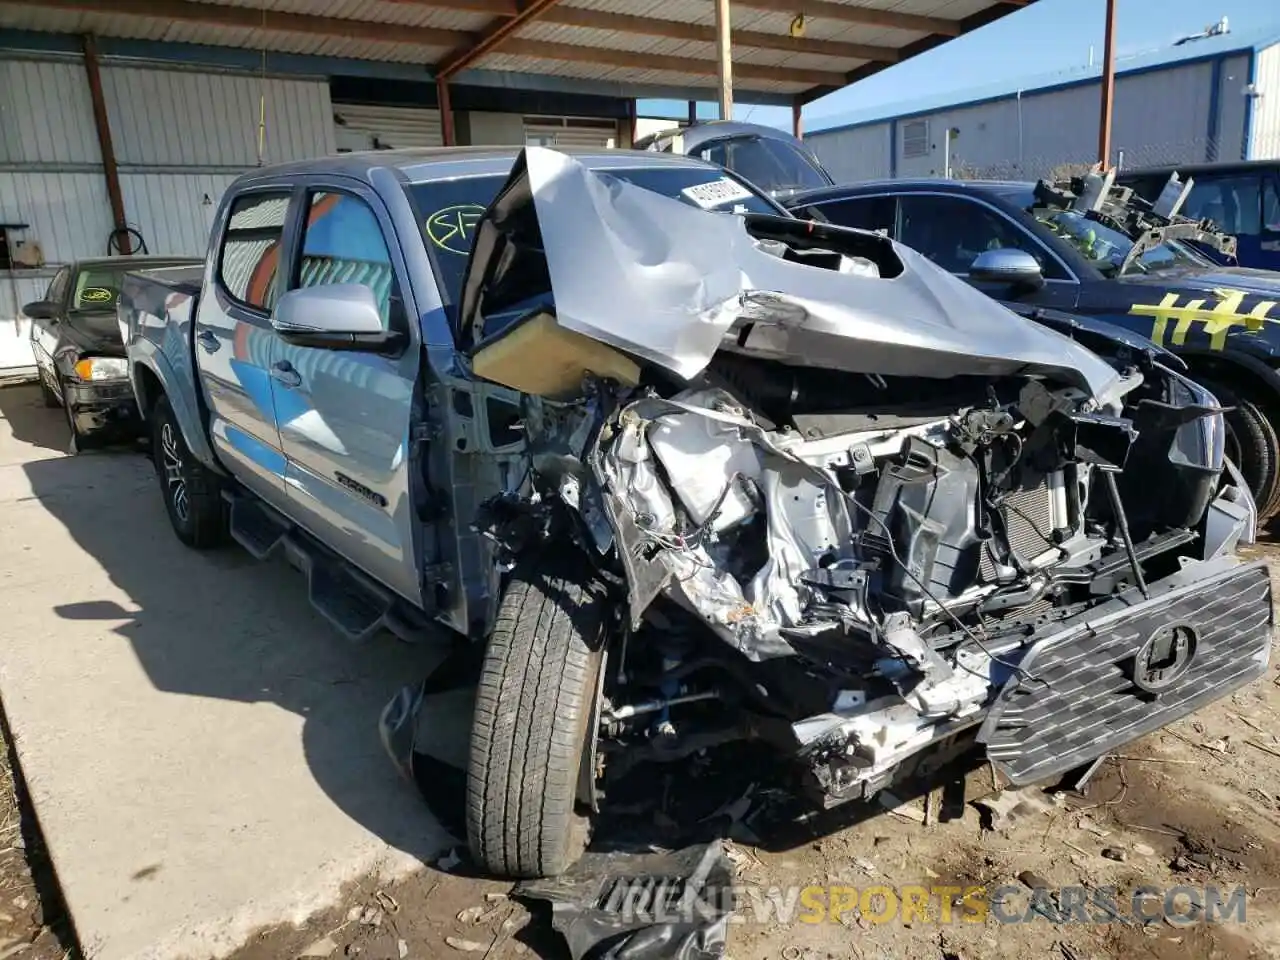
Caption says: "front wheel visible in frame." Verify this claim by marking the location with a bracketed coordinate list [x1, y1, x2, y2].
[466, 558, 608, 878]
[150, 395, 227, 548]
[1204, 380, 1280, 520]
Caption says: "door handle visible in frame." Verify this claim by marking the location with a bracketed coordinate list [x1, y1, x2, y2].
[271, 360, 302, 388]
[196, 330, 220, 353]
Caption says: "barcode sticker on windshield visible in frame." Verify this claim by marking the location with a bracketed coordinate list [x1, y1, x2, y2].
[681, 178, 754, 209]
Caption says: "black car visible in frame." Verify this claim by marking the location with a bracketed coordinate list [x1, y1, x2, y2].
[24, 256, 200, 447]
[1117, 160, 1280, 271]
[633, 120, 834, 200]
[786, 178, 1280, 517]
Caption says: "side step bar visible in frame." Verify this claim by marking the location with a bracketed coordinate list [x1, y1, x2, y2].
[224, 490, 401, 643]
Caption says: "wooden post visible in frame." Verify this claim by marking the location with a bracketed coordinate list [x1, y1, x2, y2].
[714, 0, 733, 120]
[438, 76, 455, 146]
[792, 99, 802, 139]
[1097, 0, 1117, 166]
[81, 34, 130, 254]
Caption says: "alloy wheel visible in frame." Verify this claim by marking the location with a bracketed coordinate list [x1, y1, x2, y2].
[161, 422, 190, 524]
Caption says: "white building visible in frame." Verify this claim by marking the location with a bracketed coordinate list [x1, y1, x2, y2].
[806, 24, 1280, 184]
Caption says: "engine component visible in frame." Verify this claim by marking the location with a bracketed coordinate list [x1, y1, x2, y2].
[862, 435, 983, 616]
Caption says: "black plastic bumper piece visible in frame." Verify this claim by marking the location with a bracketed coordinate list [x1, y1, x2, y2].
[979, 559, 1273, 785]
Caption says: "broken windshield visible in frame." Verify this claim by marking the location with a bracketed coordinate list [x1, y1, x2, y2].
[407, 166, 778, 317]
[1035, 208, 1209, 277]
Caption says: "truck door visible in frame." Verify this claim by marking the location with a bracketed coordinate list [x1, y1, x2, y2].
[271, 185, 422, 606]
[196, 189, 294, 500]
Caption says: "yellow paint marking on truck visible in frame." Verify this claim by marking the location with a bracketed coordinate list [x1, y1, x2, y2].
[1130, 288, 1275, 350]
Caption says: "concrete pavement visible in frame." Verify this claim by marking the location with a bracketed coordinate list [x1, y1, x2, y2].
[0, 385, 461, 960]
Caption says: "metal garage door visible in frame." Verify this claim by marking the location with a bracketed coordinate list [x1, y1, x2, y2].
[333, 103, 443, 151]
[523, 116, 618, 149]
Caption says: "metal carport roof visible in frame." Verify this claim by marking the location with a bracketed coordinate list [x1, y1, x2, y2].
[0, 0, 1036, 106]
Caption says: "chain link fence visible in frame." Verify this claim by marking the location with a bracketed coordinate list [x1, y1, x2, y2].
[947, 132, 1280, 182]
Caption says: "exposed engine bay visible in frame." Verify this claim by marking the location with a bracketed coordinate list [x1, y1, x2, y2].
[461, 148, 1266, 809]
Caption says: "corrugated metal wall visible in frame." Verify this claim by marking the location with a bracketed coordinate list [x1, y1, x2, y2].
[0, 53, 335, 371]
[1252, 43, 1280, 160]
[808, 55, 1256, 183]
[333, 102, 442, 151]
[805, 122, 892, 182]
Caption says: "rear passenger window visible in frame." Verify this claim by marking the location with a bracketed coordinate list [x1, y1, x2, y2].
[218, 192, 291, 312]
[296, 192, 399, 330]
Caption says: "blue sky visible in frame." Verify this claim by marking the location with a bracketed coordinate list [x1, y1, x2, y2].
[638, 0, 1279, 131]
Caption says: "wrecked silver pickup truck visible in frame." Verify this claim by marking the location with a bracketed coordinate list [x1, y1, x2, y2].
[457, 149, 1271, 877]
[125, 145, 1271, 883]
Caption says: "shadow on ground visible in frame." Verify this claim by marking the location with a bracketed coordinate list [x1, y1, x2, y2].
[0, 385, 460, 871]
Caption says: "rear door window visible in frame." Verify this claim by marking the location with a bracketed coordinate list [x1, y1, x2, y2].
[218, 191, 291, 312]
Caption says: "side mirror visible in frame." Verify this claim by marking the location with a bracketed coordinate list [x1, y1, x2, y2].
[969, 248, 1045, 290]
[22, 300, 58, 321]
[272, 284, 405, 354]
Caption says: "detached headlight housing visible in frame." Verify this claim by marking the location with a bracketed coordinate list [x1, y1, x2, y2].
[74, 357, 129, 381]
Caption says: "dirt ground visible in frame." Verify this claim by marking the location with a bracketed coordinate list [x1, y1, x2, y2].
[3, 522, 1280, 959]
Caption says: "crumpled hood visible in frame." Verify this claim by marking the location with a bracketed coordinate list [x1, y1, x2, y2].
[458, 148, 1123, 403]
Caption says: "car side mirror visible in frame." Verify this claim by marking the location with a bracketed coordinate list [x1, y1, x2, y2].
[22, 300, 58, 321]
[272, 284, 406, 354]
[969, 249, 1045, 290]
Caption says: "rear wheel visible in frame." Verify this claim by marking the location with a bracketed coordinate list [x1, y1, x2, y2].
[1204, 380, 1280, 520]
[151, 395, 227, 548]
[466, 556, 608, 879]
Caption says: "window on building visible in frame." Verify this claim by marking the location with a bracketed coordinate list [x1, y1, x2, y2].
[902, 120, 930, 159]
[897, 194, 1063, 277]
[295, 191, 400, 330]
[1181, 174, 1263, 236]
[218, 192, 291, 312]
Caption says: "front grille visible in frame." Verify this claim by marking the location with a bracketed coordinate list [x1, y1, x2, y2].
[979, 560, 1273, 785]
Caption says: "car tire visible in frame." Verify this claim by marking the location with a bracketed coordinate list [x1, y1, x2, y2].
[151, 395, 227, 548]
[466, 556, 607, 879]
[1205, 380, 1280, 520]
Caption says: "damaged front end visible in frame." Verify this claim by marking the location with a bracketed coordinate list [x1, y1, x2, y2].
[461, 148, 1271, 812]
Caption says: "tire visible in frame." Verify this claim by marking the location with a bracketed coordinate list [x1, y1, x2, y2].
[151, 395, 227, 548]
[466, 558, 608, 879]
[1203, 380, 1280, 520]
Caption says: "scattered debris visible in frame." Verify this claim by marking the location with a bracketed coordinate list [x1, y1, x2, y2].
[357, 906, 383, 928]
[435, 849, 463, 872]
[877, 790, 926, 823]
[1246, 740, 1280, 761]
[1229, 712, 1266, 733]
[456, 903, 507, 925]
[444, 937, 489, 953]
[374, 890, 400, 914]
[1018, 870, 1052, 890]
[852, 856, 880, 877]
[1075, 814, 1111, 838]
[1100, 847, 1127, 862]
[397, 940, 409, 960]
[483, 893, 509, 904]
[297, 936, 339, 959]
[1132, 843, 1157, 857]
[973, 790, 1047, 832]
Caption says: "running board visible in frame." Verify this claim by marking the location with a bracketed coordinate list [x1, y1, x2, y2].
[223, 490, 397, 643]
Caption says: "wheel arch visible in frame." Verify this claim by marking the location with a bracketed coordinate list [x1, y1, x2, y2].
[1179, 348, 1280, 413]
[130, 354, 223, 473]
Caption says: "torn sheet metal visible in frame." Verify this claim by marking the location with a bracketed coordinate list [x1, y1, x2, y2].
[464, 147, 1123, 403]
[517, 842, 734, 960]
